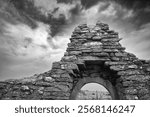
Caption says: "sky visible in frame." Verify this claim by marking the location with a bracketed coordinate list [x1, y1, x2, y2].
[81, 83, 109, 92]
[0, 0, 150, 80]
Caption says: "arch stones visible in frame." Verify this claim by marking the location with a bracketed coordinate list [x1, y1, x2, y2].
[0, 21, 150, 100]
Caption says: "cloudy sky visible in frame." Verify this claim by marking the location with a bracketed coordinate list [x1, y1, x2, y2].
[0, 0, 150, 80]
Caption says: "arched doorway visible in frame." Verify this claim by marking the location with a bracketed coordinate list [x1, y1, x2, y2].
[76, 83, 112, 100]
[70, 77, 119, 100]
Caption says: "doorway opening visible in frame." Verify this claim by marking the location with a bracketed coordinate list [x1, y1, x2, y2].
[76, 83, 112, 100]
[70, 77, 118, 100]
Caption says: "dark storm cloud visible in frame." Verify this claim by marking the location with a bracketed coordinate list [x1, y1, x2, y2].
[113, 0, 150, 28]
[57, 0, 150, 29]
[57, 0, 72, 4]
[114, 0, 150, 10]
[10, 0, 67, 36]
[69, 3, 82, 15]
[80, 0, 100, 9]
[56, 0, 100, 9]
[9, 0, 150, 40]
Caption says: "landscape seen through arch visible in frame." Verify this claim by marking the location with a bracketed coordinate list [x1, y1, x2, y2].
[76, 83, 112, 100]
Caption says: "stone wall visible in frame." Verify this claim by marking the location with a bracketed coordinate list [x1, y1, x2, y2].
[0, 21, 150, 100]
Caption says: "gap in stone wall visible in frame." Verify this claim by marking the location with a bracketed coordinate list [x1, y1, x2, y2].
[76, 83, 112, 100]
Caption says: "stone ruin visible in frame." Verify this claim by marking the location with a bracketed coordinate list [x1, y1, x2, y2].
[0, 21, 150, 100]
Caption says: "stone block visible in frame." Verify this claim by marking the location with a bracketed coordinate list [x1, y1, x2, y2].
[0, 83, 6, 89]
[92, 48, 103, 53]
[138, 88, 149, 96]
[111, 57, 120, 61]
[105, 61, 127, 66]
[11, 91, 20, 97]
[93, 26, 101, 31]
[146, 67, 150, 72]
[38, 87, 44, 94]
[44, 87, 61, 92]
[61, 73, 71, 78]
[139, 94, 150, 100]
[82, 49, 92, 53]
[50, 69, 66, 74]
[83, 42, 102, 47]
[68, 51, 82, 55]
[118, 70, 144, 76]
[92, 52, 109, 57]
[60, 63, 79, 71]
[128, 65, 138, 69]
[103, 49, 118, 52]
[101, 38, 121, 42]
[115, 52, 128, 57]
[110, 65, 125, 71]
[103, 42, 119, 46]
[120, 75, 150, 82]
[44, 77, 55, 82]
[80, 56, 110, 61]
[55, 77, 73, 83]
[111, 64, 138, 71]
[124, 88, 138, 94]
[51, 74, 61, 78]
[52, 62, 61, 69]
[35, 81, 53, 87]
[122, 81, 134, 87]
[21, 85, 30, 91]
[120, 57, 130, 61]
[78, 24, 87, 28]
[124, 95, 138, 100]
[61, 55, 77, 62]
[92, 36, 102, 40]
[55, 84, 70, 92]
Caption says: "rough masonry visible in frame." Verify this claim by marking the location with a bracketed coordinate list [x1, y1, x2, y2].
[0, 21, 150, 100]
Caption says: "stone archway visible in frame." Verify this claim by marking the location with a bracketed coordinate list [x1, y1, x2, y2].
[70, 77, 119, 100]
[0, 21, 150, 100]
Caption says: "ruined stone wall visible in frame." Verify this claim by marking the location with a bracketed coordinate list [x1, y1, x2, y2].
[0, 21, 150, 100]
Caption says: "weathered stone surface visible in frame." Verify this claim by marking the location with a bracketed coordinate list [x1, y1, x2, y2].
[21, 86, 30, 91]
[61, 63, 79, 71]
[118, 70, 144, 76]
[68, 51, 82, 55]
[92, 52, 109, 57]
[52, 62, 61, 69]
[0, 83, 6, 89]
[105, 61, 127, 66]
[110, 64, 138, 71]
[122, 81, 134, 87]
[38, 87, 44, 94]
[146, 67, 150, 72]
[128, 65, 138, 69]
[92, 48, 103, 52]
[120, 75, 150, 82]
[101, 38, 121, 42]
[80, 56, 110, 61]
[138, 88, 149, 96]
[55, 77, 73, 83]
[44, 87, 61, 92]
[115, 52, 128, 57]
[81, 49, 92, 53]
[124, 95, 138, 100]
[44, 77, 55, 82]
[35, 81, 53, 87]
[110, 65, 125, 71]
[124, 88, 138, 94]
